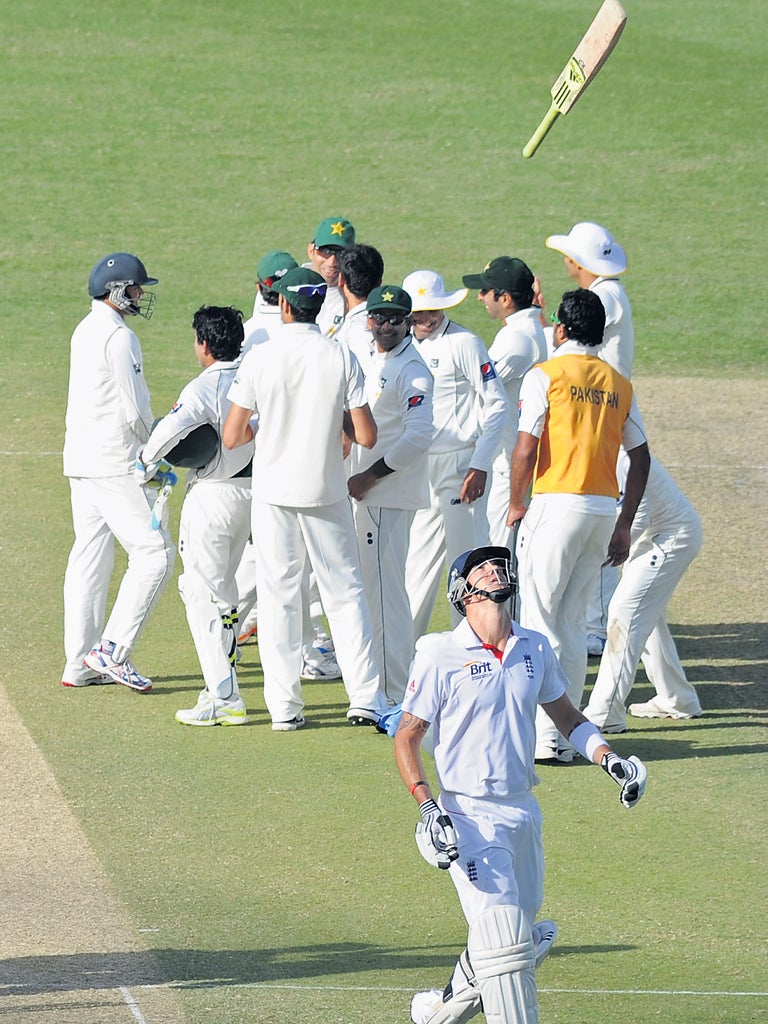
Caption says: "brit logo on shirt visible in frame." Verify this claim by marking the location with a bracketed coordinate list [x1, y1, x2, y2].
[481, 361, 497, 382]
[469, 661, 493, 677]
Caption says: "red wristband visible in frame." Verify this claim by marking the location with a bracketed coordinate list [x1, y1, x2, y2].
[409, 780, 428, 795]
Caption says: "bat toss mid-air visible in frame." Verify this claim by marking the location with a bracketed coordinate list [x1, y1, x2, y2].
[522, 0, 627, 158]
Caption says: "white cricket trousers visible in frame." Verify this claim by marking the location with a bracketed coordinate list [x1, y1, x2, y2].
[441, 791, 544, 928]
[250, 498, 387, 722]
[584, 517, 704, 728]
[178, 480, 252, 700]
[406, 448, 491, 639]
[516, 494, 614, 750]
[353, 504, 416, 705]
[486, 446, 514, 549]
[63, 476, 175, 679]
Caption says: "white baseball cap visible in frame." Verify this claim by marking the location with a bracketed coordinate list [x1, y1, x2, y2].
[402, 270, 468, 312]
[545, 222, 627, 277]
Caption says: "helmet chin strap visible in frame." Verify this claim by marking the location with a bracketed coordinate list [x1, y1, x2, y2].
[472, 585, 514, 605]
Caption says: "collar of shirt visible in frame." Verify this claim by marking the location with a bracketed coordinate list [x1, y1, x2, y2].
[554, 339, 594, 357]
[504, 306, 540, 328]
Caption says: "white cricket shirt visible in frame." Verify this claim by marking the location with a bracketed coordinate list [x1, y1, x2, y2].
[227, 322, 367, 506]
[488, 306, 547, 455]
[63, 300, 154, 477]
[403, 618, 567, 799]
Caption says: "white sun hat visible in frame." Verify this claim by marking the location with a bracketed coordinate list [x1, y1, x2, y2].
[545, 222, 627, 277]
[402, 270, 468, 312]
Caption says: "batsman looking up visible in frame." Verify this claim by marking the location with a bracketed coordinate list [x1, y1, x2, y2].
[394, 546, 647, 1024]
[62, 253, 175, 693]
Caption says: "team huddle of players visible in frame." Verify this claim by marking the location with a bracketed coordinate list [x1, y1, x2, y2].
[61, 215, 703, 747]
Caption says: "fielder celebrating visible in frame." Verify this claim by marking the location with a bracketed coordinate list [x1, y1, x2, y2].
[142, 305, 253, 726]
[394, 546, 646, 1024]
[402, 270, 508, 637]
[223, 267, 388, 729]
[347, 285, 434, 703]
[62, 252, 175, 692]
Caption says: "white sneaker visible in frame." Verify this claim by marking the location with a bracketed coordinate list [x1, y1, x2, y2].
[84, 646, 152, 693]
[300, 643, 342, 680]
[410, 989, 443, 1024]
[61, 668, 113, 688]
[628, 697, 701, 720]
[532, 918, 558, 968]
[587, 633, 606, 657]
[534, 742, 574, 764]
[271, 714, 306, 732]
[175, 694, 247, 726]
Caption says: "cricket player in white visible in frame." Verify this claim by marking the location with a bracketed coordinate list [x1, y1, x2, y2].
[394, 546, 647, 1024]
[402, 270, 508, 637]
[142, 305, 254, 726]
[347, 285, 434, 704]
[223, 267, 388, 729]
[583, 453, 704, 730]
[462, 258, 547, 549]
[62, 252, 175, 692]
[545, 222, 635, 654]
[306, 215, 356, 336]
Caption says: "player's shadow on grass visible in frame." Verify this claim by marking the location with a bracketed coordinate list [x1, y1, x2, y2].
[0, 941, 633, 996]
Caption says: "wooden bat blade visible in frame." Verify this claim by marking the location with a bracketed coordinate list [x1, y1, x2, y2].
[522, 0, 626, 159]
[550, 0, 627, 115]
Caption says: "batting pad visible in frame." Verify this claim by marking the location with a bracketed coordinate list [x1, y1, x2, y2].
[468, 905, 538, 1024]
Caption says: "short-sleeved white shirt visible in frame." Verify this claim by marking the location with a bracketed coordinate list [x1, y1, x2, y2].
[227, 321, 366, 506]
[488, 306, 547, 454]
[591, 277, 634, 378]
[402, 618, 567, 799]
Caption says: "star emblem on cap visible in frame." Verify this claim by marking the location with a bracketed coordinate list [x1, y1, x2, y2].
[418, 287, 427, 295]
[331, 221, 345, 237]
[382, 290, 395, 302]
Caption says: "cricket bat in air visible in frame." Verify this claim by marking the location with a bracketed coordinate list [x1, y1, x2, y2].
[522, 0, 627, 159]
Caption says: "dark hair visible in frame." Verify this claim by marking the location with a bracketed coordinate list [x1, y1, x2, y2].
[557, 288, 606, 347]
[338, 244, 384, 299]
[284, 300, 319, 323]
[257, 283, 281, 306]
[191, 305, 245, 361]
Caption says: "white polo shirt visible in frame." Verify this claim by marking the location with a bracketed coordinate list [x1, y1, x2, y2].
[591, 277, 634, 378]
[228, 321, 366, 507]
[488, 306, 547, 455]
[403, 618, 567, 800]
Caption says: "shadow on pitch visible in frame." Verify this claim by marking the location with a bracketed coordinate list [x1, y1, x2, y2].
[0, 940, 633, 997]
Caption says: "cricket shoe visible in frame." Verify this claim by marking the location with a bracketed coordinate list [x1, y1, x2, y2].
[532, 918, 558, 969]
[587, 632, 606, 657]
[61, 668, 114, 688]
[346, 707, 381, 727]
[83, 646, 152, 693]
[410, 989, 443, 1024]
[271, 714, 305, 732]
[175, 694, 247, 727]
[628, 697, 702, 720]
[534, 742, 574, 764]
[300, 640, 342, 680]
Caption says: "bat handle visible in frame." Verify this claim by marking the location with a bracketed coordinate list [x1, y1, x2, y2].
[522, 104, 560, 159]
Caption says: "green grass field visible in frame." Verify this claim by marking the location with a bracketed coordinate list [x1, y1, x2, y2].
[1, 2, 767, 1023]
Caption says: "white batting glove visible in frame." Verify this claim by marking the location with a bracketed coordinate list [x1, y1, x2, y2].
[418, 798, 459, 867]
[601, 753, 647, 809]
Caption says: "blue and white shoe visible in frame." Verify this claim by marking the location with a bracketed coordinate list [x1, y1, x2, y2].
[84, 646, 152, 693]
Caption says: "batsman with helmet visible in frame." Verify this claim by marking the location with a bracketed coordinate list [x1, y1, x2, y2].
[394, 546, 647, 1024]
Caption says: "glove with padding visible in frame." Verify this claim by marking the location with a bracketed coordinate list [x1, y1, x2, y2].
[415, 798, 459, 869]
[601, 753, 647, 809]
[134, 456, 159, 485]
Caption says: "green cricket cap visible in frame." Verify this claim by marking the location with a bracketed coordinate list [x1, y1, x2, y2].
[366, 285, 412, 315]
[257, 250, 298, 287]
[462, 257, 534, 294]
[313, 217, 356, 248]
[271, 267, 327, 310]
